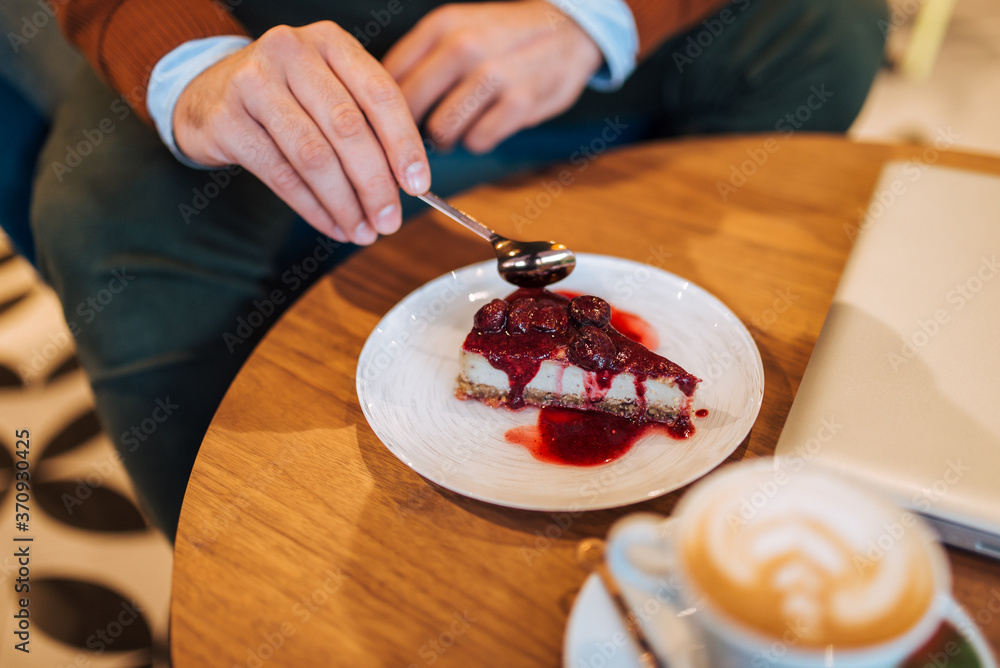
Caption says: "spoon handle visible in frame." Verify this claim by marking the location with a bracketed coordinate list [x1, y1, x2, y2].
[577, 539, 666, 668]
[418, 192, 498, 243]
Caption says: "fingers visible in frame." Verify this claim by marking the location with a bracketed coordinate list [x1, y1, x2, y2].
[424, 69, 501, 150]
[241, 77, 384, 244]
[321, 32, 431, 196]
[462, 93, 534, 154]
[284, 54, 404, 237]
[229, 118, 360, 243]
[381, 8, 452, 82]
[459, 39, 577, 154]
[429, 33, 594, 154]
[177, 22, 431, 245]
[393, 41, 471, 124]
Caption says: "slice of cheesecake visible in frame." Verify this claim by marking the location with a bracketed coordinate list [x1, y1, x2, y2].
[456, 289, 699, 424]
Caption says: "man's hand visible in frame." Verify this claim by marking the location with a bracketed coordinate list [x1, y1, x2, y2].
[174, 22, 431, 245]
[383, 1, 602, 154]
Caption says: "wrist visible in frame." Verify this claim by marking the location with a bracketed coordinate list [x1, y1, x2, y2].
[147, 36, 252, 169]
[524, 0, 603, 79]
[563, 15, 604, 79]
[172, 81, 203, 164]
[541, 0, 639, 90]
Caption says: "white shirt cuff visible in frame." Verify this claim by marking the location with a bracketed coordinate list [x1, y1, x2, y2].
[544, 0, 639, 91]
[147, 36, 252, 169]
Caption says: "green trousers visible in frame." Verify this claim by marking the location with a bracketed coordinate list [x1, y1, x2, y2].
[31, 0, 887, 538]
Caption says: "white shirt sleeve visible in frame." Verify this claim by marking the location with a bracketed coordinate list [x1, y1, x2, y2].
[147, 36, 252, 169]
[543, 0, 639, 91]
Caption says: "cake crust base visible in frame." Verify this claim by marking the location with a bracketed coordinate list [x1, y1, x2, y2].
[456, 377, 681, 422]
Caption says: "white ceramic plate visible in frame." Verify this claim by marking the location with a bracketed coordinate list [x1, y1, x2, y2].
[356, 254, 763, 511]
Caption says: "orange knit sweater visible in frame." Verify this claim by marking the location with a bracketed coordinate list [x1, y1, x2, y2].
[56, 0, 727, 122]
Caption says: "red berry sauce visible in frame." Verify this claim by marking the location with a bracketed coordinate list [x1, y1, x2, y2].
[506, 407, 695, 466]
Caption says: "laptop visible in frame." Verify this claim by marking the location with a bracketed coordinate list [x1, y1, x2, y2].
[774, 160, 1000, 558]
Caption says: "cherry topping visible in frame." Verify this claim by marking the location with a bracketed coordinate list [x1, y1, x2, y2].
[569, 325, 616, 371]
[506, 300, 536, 334]
[473, 299, 508, 333]
[532, 306, 568, 333]
[569, 295, 612, 328]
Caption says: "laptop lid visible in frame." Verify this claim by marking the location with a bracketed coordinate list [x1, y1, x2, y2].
[774, 160, 1000, 558]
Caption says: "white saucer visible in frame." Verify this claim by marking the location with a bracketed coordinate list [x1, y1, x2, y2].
[563, 574, 997, 668]
[563, 572, 707, 668]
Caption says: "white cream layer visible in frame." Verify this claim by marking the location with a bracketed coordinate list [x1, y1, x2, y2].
[459, 350, 688, 412]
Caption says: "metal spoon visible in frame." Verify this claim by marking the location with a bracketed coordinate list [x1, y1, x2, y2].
[576, 538, 666, 668]
[418, 191, 576, 288]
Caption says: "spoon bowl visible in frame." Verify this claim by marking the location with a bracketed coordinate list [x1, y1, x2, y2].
[418, 192, 576, 288]
[493, 238, 575, 288]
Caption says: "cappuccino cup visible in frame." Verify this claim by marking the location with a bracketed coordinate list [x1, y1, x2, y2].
[606, 459, 993, 667]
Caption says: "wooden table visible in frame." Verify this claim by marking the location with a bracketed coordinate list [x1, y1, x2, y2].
[171, 135, 1000, 667]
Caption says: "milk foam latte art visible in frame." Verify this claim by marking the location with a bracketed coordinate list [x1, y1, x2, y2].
[678, 467, 937, 648]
